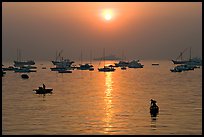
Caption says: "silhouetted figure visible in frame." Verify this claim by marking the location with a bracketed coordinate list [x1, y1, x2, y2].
[150, 99, 157, 106]
[43, 83, 46, 90]
[150, 99, 159, 117]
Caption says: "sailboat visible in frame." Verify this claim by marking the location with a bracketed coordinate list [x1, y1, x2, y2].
[89, 50, 94, 71]
[172, 48, 191, 64]
[52, 50, 74, 67]
[14, 49, 35, 67]
[98, 48, 115, 72]
[77, 50, 94, 70]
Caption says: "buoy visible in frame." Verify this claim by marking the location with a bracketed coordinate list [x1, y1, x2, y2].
[21, 74, 29, 79]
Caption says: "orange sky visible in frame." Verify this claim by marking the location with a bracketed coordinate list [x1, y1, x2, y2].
[2, 2, 202, 61]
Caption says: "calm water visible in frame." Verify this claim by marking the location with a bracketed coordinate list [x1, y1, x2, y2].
[2, 60, 202, 135]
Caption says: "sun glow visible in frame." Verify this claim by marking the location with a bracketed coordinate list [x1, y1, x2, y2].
[105, 14, 112, 20]
[102, 9, 114, 21]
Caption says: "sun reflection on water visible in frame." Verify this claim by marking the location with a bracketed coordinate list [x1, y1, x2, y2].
[103, 72, 114, 134]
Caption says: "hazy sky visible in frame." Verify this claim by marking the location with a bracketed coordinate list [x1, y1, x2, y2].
[2, 2, 202, 61]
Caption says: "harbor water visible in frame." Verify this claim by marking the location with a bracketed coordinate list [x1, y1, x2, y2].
[2, 60, 202, 135]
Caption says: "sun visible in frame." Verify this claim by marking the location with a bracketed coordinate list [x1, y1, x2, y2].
[105, 14, 112, 21]
[102, 9, 113, 21]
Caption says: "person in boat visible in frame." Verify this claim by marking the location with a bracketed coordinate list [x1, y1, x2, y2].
[150, 99, 157, 107]
[43, 84, 46, 89]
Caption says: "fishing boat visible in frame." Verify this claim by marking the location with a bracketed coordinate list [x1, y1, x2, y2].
[33, 87, 53, 94]
[52, 50, 74, 67]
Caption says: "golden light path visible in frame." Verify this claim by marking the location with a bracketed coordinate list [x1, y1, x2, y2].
[103, 72, 114, 133]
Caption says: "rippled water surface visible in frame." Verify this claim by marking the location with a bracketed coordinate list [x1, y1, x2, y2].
[2, 60, 202, 135]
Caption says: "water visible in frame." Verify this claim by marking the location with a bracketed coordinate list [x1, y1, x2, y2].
[2, 60, 202, 135]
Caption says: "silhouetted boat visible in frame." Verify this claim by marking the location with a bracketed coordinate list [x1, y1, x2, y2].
[52, 50, 74, 67]
[115, 61, 129, 67]
[14, 49, 35, 67]
[33, 87, 53, 94]
[171, 47, 198, 65]
[77, 63, 94, 70]
[2, 66, 15, 71]
[150, 105, 159, 117]
[14, 60, 35, 67]
[58, 70, 72, 73]
[98, 66, 115, 72]
[152, 63, 159, 66]
[115, 50, 129, 68]
[89, 67, 94, 71]
[170, 67, 182, 72]
[128, 60, 144, 68]
[50, 67, 67, 71]
[98, 48, 116, 72]
[121, 66, 127, 70]
[14, 67, 37, 73]
[2, 70, 6, 76]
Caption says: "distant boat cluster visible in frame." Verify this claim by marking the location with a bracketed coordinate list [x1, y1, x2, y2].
[170, 48, 202, 72]
[2, 48, 202, 76]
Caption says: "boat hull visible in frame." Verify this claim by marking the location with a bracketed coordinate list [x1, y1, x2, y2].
[172, 60, 189, 64]
[150, 105, 159, 117]
[98, 68, 115, 72]
[14, 60, 35, 66]
[34, 88, 53, 94]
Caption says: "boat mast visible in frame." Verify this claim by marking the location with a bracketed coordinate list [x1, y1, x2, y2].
[103, 48, 105, 66]
[80, 49, 82, 65]
[55, 50, 58, 61]
[189, 47, 192, 60]
[17, 48, 19, 61]
[90, 49, 92, 64]
[19, 49, 21, 61]
[122, 49, 125, 61]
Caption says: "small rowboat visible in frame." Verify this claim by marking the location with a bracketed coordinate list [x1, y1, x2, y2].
[33, 88, 53, 94]
[150, 105, 159, 117]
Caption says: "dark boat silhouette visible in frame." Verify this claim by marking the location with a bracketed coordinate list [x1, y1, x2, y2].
[33, 87, 53, 94]
[21, 74, 29, 79]
[150, 105, 159, 117]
